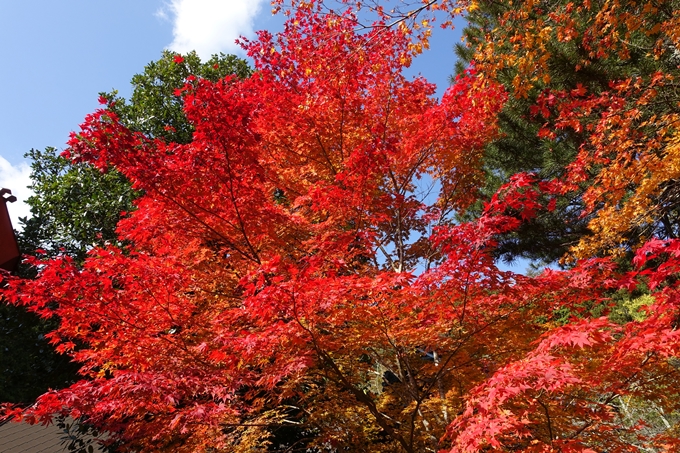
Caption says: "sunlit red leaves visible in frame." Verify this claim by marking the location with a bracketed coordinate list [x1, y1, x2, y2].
[1, 3, 509, 451]
[4, 0, 680, 451]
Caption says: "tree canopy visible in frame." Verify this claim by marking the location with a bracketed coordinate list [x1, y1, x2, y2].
[3, 1, 680, 452]
[453, 0, 680, 265]
[1, 51, 250, 407]
[20, 51, 252, 264]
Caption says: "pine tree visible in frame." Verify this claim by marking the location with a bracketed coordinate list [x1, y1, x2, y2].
[453, 0, 680, 264]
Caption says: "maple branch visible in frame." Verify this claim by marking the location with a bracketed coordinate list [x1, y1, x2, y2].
[313, 344, 413, 453]
[536, 396, 554, 444]
[220, 421, 304, 427]
[132, 280, 217, 370]
[281, 436, 317, 453]
[564, 352, 660, 442]
[314, 134, 338, 176]
[273, 141, 330, 175]
[377, 240, 399, 271]
[221, 144, 262, 264]
[153, 187, 259, 263]
[369, 277, 533, 449]
[418, 291, 541, 407]
[370, 295, 422, 405]
[352, 0, 438, 33]
[338, 92, 346, 162]
[458, 247, 479, 326]
[433, 350, 448, 424]
[396, 208, 405, 273]
[174, 193, 241, 235]
[289, 290, 413, 453]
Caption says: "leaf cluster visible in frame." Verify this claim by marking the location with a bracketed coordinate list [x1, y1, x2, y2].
[2, 52, 251, 410]
[455, 0, 680, 264]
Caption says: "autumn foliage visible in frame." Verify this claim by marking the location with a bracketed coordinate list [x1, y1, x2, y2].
[458, 0, 680, 260]
[3, 0, 680, 452]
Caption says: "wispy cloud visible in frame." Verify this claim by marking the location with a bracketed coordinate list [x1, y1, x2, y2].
[158, 0, 267, 58]
[0, 157, 33, 229]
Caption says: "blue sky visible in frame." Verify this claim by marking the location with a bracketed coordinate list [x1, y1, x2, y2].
[0, 1, 464, 225]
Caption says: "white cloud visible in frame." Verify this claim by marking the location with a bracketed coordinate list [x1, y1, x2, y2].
[0, 157, 33, 229]
[158, 0, 267, 58]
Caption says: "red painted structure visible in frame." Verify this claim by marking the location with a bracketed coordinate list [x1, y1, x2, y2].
[0, 188, 21, 272]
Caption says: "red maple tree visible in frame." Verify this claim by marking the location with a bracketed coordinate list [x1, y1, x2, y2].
[3, 2, 680, 452]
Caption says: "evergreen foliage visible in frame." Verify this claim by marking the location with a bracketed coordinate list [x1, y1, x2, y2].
[454, 0, 680, 264]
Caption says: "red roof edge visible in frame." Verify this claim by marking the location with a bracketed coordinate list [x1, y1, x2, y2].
[1, 188, 21, 272]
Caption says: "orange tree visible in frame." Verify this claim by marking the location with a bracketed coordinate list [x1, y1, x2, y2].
[3, 1, 680, 452]
[448, 0, 680, 263]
